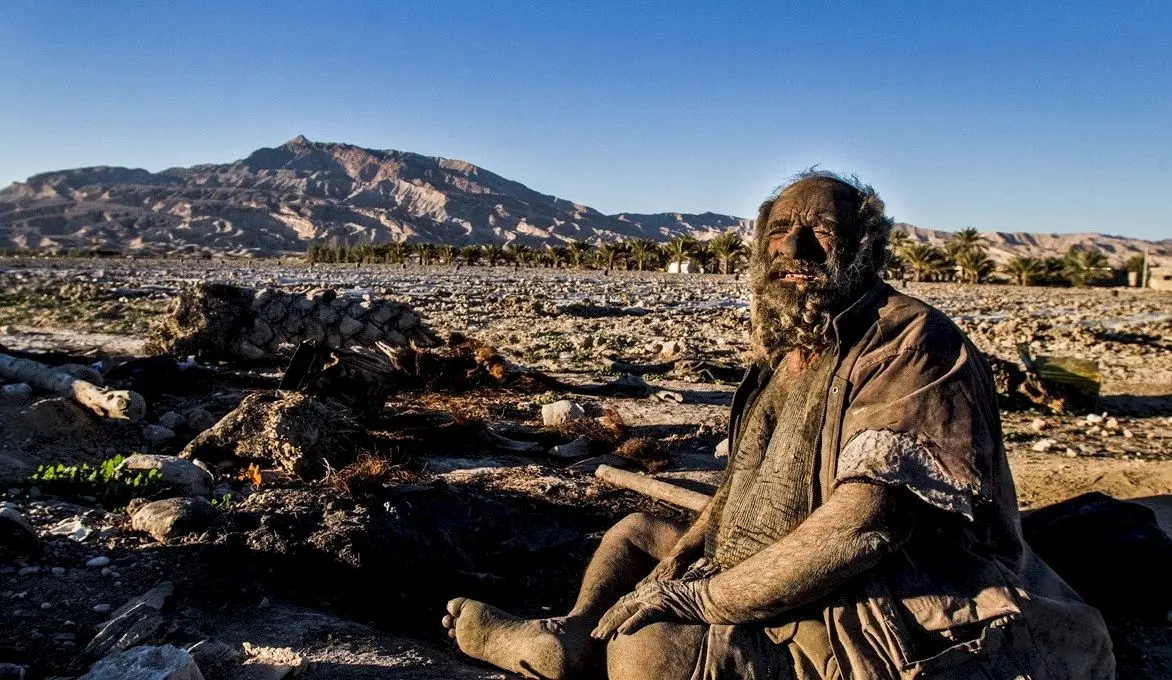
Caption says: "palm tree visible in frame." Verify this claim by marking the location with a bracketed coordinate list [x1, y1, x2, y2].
[546, 244, 570, 268]
[567, 240, 594, 268]
[708, 231, 749, 274]
[505, 242, 532, 267]
[436, 244, 458, 265]
[595, 242, 626, 271]
[663, 236, 699, 271]
[627, 239, 660, 272]
[889, 229, 911, 255]
[460, 245, 483, 266]
[411, 242, 436, 266]
[484, 244, 505, 267]
[1063, 247, 1110, 287]
[386, 241, 408, 265]
[902, 244, 945, 282]
[951, 227, 986, 255]
[955, 248, 996, 284]
[1004, 256, 1046, 286]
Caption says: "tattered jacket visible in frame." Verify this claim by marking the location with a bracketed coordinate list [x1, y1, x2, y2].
[727, 282, 1115, 679]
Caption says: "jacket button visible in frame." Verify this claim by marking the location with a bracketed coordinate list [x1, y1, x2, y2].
[830, 385, 840, 395]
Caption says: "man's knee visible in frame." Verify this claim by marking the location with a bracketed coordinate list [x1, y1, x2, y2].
[606, 622, 705, 680]
[604, 512, 685, 558]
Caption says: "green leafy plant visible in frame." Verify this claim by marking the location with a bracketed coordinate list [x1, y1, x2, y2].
[29, 454, 165, 506]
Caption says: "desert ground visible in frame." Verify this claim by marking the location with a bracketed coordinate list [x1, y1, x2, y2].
[1, 257, 1170, 679]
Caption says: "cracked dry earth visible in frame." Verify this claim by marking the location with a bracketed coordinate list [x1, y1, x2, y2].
[1, 258, 1171, 678]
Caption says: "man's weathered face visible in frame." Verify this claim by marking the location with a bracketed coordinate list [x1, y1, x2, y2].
[750, 177, 867, 361]
[761, 177, 859, 283]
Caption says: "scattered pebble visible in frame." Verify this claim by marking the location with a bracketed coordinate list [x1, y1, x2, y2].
[86, 556, 111, 568]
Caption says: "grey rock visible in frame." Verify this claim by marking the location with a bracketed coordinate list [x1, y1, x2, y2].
[1031, 438, 1058, 453]
[131, 498, 214, 543]
[183, 408, 217, 432]
[79, 644, 203, 680]
[187, 640, 241, 680]
[0, 507, 39, 557]
[20, 397, 93, 436]
[143, 425, 177, 445]
[0, 383, 32, 404]
[157, 412, 186, 430]
[548, 436, 591, 459]
[0, 663, 27, 680]
[47, 516, 92, 541]
[541, 400, 585, 427]
[123, 454, 212, 497]
[86, 556, 111, 568]
[81, 602, 168, 662]
[110, 582, 174, 621]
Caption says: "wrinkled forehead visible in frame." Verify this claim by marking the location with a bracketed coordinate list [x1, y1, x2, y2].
[768, 178, 860, 226]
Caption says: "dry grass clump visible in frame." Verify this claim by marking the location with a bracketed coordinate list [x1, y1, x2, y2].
[327, 453, 418, 496]
[544, 407, 626, 445]
[614, 437, 670, 472]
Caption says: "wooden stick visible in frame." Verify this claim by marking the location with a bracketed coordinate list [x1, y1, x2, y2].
[0, 353, 146, 421]
[595, 464, 712, 512]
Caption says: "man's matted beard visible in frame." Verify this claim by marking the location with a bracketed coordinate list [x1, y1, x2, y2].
[748, 247, 871, 363]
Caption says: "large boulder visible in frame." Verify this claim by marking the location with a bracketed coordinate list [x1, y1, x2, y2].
[79, 645, 203, 680]
[180, 392, 357, 479]
[123, 455, 212, 497]
[541, 400, 585, 427]
[0, 507, 39, 558]
[131, 497, 215, 543]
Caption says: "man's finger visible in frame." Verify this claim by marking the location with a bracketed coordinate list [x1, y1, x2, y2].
[592, 601, 640, 640]
[615, 605, 660, 636]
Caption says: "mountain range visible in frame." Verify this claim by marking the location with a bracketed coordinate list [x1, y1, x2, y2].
[1, 136, 1167, 265]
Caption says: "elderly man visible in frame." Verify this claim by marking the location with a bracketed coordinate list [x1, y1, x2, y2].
[443, 173, 1115, 679]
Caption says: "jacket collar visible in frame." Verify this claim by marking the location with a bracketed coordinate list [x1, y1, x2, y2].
[830, 279, 892, 348]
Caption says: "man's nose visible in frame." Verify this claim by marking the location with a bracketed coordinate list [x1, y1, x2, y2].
[769, 225, 824, 262]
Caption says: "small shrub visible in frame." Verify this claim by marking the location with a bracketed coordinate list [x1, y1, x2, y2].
[29, 454, 165, 506]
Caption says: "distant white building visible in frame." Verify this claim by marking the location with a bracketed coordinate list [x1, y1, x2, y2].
[667, 259, 701, 274]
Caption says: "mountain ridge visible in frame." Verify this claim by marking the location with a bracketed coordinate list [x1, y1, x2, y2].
[1, 136, 1166, 264]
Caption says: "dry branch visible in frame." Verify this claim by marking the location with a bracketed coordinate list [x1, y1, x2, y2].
[0, 353, 145, 421]
[594, 464, 711, 512]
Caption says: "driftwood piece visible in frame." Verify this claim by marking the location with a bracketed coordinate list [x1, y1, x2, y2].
[595, 464, 711, 512]
[0, 353, 145, 421]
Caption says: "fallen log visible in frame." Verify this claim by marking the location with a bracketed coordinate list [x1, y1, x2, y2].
[0, 353, 145, 421]
[595, 464, 710, 512]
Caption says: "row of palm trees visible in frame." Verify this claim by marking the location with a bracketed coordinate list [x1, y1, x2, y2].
[306, 228, 1119, 287]
[890, 228, 1114, 287]
[304, 231, 752, 274]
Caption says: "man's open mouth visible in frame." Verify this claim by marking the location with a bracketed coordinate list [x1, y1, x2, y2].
[780, 272, 815, 282]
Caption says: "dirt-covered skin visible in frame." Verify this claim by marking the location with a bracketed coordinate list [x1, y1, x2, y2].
[0, 257, 1170, 678]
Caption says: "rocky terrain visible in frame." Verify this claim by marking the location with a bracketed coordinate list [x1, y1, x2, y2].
[2, 136, 1167, 265]
[0, 258, 1170, 678]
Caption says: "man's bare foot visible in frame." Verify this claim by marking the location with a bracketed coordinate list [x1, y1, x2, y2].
[442, 597, 595, 680]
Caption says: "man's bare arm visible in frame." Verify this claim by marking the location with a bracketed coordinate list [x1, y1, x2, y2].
[594, 481, 914, 636]
[701, 481, 911, 623]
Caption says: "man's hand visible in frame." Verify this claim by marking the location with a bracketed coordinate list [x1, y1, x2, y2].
[639, 551, 689, 586]
[591, 580, 709, 639]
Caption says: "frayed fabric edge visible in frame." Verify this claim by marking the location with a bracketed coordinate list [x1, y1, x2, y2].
[836, 428, 976, 520]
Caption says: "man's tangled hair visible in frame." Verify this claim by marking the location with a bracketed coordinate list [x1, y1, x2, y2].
[749, 171, 894, 363]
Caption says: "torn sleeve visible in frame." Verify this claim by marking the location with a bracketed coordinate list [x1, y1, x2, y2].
[836, 334, 996, 520]
[836, 429, 973, 520]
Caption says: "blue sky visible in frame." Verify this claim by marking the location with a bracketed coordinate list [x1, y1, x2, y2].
[2, 1, 1169, 239]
